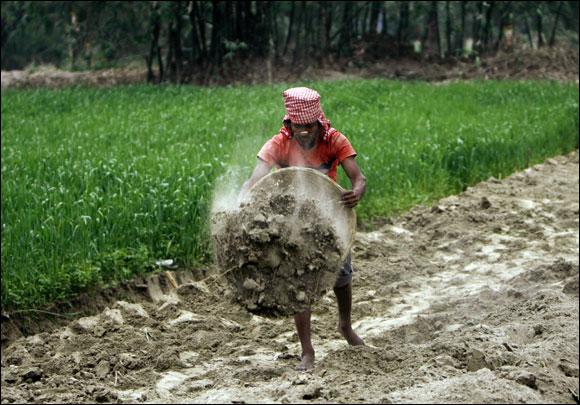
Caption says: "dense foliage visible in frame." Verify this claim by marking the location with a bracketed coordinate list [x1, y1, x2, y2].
[2, 1, 578, 81]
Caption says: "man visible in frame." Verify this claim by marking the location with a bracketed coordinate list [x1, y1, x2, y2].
[240, 87, 366, 371]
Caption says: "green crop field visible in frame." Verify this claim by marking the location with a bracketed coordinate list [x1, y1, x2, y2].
[2, 79, 578, 310]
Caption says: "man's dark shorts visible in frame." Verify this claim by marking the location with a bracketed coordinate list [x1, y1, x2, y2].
[334, 253, 353, 288]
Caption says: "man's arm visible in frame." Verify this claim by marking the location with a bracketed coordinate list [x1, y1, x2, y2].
[239, 158, 273, 200]
[340, 156, 366, 208]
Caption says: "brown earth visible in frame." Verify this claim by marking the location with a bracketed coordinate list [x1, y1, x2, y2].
[1, 150, 578, 404]
[211, 168, 353, 317]
[1, 45, 578, 89]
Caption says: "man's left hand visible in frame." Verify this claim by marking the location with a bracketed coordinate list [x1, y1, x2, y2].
[341, 190, 361, 208]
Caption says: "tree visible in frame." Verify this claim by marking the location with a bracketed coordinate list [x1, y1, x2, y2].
[369, 1, 381, 34]
[536, 3, 545, 47]
[495, 2, 515, 52]
[209, 1, 223, 66]
[146, 1, 163, 83]
[445, 1, 453, 57]
[397, 1, 410, 56]
[482, 1, 495, 51]
[472, 1, 485, 54]
[1, 1, 579, 80]
[549, 1, 564, 46]
[424, 1, 441, 57]
[456, 1, 466, 55]
[338, 2, 353, 58]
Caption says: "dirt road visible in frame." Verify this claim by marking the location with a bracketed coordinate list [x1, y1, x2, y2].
[1, 151, 578, 404]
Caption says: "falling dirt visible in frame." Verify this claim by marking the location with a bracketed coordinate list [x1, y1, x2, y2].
[211, 168, 354, 317]
[1, 151, 578, 404]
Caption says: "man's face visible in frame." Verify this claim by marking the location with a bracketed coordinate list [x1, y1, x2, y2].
[291, 121, 320, 150]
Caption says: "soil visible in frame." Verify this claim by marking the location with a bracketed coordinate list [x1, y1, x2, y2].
[211, 168, 354, 317]
[1, 150, 578, 404]
[1, 45, 578, 89]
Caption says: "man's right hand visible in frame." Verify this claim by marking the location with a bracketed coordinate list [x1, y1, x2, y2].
[341, 190, 361, 208]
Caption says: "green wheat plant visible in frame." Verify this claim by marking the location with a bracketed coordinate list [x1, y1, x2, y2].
[2, 79, 578, 309]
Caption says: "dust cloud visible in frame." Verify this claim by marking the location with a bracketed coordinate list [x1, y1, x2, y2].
[210, 166, 248, 214]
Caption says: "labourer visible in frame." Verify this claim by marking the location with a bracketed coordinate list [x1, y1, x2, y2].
[240, 87, 366, 371]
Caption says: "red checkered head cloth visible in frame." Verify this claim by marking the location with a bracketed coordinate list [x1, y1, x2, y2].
[281, 87, 336, 142]
[283, 87, 323, 125]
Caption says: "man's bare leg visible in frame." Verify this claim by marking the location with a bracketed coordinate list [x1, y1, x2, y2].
[334, 282, 364, 346]
[294, 308, 315, 370]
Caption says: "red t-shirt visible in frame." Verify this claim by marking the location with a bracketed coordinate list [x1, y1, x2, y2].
[257, 131, 356, 182]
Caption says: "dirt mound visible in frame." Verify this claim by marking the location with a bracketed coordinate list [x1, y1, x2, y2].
[211, 168, 354, 317]
[358, 44, 579, 82]
[2, 45, 577, 89]
[478, 45, 580, 81]
[1, 65, 146, 90]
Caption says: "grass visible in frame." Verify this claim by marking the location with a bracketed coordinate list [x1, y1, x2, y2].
[1, 79, 578, 310]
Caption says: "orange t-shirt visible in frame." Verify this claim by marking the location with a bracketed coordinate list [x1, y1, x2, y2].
[257, 131, 357, 182]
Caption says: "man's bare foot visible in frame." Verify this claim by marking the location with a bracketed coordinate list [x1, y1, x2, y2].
[296, 352, 315, 371]
[339, 325, 365, 346]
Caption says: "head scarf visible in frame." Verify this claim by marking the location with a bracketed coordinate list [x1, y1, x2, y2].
[279, 87, 336, 142]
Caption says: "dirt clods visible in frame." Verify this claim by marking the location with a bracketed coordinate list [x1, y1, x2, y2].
[211, 168, 354, 317]
[1, 151, 578, 404]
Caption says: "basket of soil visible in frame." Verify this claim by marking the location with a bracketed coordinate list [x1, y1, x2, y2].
[211, 167, 356, 317]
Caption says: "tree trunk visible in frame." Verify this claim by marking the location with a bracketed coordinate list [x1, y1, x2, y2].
[324, 2, 333, 50]
[188, 1, 202, 66]
[318, 1, 333, 57]
[145, 53, 154, 83]
[68, 10, 81, 69]
[272, 1, 280, 60]
[473, 1, 484, 53]
[210, 1, 223, 66]
[362, 2, 370, 35]
[317, 2, 325, 58]
[166, 21, 175, 82]
[369, 1, 381, 34]
[482, 1, 495, 51]
[330, 2, 368, 48]
[173, 1, 183, 83]
[338, 1, 353, 58]
[234, 1, 243, 40]
[147, 1, 163, 83]
[292, 1, 307, 64]
[0, 5, 26, 54]
[283, 1, 295, 56]
[456, 1, 466, 54]
[536, 5, 545, 47]
[305, 2, 313, 57]
[495, 2, 513, 52]
[265, 2, 273, 84]
[165, 2, 183, 84]
[549, 1, 563, 46]
[445, 1, 452, 57]
[255, 1, 265, 56]
[380, 3, 387, 36]
[195, 1, 207, 61]
[224, 1, 234, 40]
[397, 1, 410, 56]
[243, 2, 256, 55]
[147, 2, 160, 82]
[425, 1, 441, 57]
[523, 13, 534, 48]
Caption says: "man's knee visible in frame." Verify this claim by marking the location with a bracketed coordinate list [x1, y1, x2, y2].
[334, 253, 353, 288]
